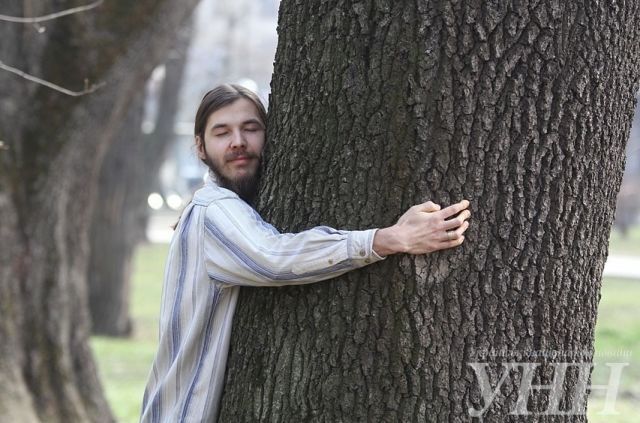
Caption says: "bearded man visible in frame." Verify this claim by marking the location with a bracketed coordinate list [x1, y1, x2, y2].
[140, 84, 471, 422]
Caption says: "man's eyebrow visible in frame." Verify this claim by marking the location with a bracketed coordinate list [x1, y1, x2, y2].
[210, 119, 264, 130]
[242, 118, 264, 127]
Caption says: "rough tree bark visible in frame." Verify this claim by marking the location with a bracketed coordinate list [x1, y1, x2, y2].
[88, 25, 192, 337]
[219, 1, 640, 422]
[0, 1, 199, 421]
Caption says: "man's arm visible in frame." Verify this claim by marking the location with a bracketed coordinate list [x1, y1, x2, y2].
[203, 198, 470, 287]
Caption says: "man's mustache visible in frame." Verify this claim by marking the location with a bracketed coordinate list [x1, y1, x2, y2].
[225, 152, 260, 162]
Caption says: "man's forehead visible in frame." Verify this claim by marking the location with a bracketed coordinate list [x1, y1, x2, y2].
[206, 98, 262, 128]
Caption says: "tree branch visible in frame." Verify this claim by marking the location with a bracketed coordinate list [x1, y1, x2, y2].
[0, 60, 105, 97]
[0, 0, 103, 23]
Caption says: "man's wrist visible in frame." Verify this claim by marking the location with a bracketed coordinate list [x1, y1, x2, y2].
[372, 226, 405, 257]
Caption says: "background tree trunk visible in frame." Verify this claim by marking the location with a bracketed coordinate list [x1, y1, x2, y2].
[0, 1, 199, 421]
[88, 24, 192, 337]
[219, 1, 640, 422]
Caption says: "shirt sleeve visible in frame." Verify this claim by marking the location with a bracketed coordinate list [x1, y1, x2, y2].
[203, 198, 385, 287]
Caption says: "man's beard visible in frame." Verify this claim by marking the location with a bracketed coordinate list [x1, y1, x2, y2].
[206, 155, 261, 206]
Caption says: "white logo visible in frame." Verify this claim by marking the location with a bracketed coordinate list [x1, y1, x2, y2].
[468, 361, 628, 417]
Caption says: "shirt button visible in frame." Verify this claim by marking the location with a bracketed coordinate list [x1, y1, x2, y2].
[328, 259, 334, 265]
[364, 259, 371, 264]
[359, 250, 366, 257]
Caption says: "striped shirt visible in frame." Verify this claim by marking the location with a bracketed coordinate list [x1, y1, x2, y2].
[140, 173, 384, 422]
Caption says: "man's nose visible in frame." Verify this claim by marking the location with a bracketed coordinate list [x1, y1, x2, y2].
[230, 129, 247, 149]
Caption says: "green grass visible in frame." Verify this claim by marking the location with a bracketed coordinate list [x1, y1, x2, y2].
[91, 242, 168, 423]
[608, 224, 640, 256]
[588, 278, 640, 423]
[588, 398, 639, 423]
[92, 243, 640, 422]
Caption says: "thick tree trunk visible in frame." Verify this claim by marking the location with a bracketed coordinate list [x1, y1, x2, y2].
[0, 1, 199, 421]
[88, 25, 191, 337]
[219, 1, 640, 422]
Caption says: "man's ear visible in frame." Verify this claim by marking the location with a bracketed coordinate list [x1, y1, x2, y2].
[195, 136, 206, 160]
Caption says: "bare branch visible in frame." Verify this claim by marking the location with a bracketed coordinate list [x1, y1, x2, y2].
[0, 60, 105, 97]
[0, 0, 103, 24]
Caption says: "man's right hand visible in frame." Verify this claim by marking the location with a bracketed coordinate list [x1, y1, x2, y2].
[373, 200, 471, 257]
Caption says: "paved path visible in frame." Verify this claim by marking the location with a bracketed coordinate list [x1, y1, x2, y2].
[603, 255, 640, 280]
[147, 211, 180, 244]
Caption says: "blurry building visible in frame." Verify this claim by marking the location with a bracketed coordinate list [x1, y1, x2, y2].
[615, 91, 640, 233]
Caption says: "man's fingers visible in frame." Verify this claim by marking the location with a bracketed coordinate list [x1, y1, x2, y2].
[438, 199, 470, 219]
[441, 210, 471, 230]
[440, 235, 465, 249]
[453, 220, 470, 237]
[415, 201, 441, 212]
[440, 220, 469, 242]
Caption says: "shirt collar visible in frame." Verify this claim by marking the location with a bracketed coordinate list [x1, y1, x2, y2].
[204, 170, 220, 187]
[191, 170, 238, 205]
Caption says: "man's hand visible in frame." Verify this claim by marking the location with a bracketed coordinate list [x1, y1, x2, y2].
[373, 200, 471, 256]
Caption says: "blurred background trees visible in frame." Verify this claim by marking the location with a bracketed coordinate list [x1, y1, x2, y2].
[0, 1, 199, 420]
[87, 23, 193, 337]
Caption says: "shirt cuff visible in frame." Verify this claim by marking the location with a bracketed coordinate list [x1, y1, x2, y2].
[347, 229, 386, 265]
